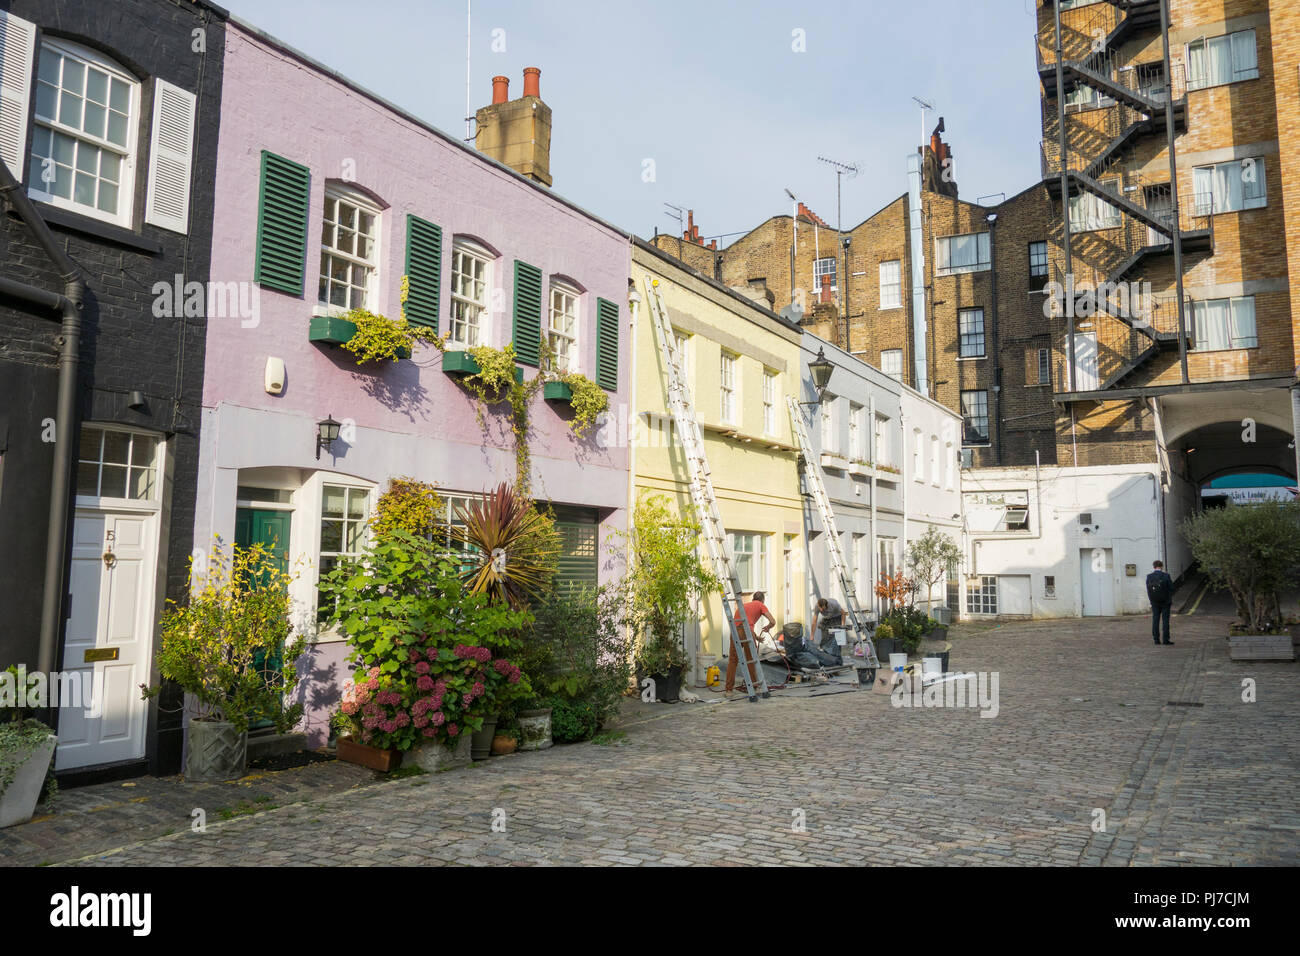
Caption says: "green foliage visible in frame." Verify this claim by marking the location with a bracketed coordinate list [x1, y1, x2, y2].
[873, 622, 894, 641]
[879, 606, 929, 654]
[462, 343, 546, 495]
[559, 371, 609, 438]
[370, 477, 445, 540]
[614, 495, 720, 675]
[0, 717, 57, 805]
[525, 586, 633, 726]
[144, 541, 305, 734]
[906, 527, 962, 610]
[450, 483, 560, 610]
[319, 529, 533, 752]
[338, 306, 440, 365]
[1182, 501, 1300, 633]
[545, 696, 600, 743]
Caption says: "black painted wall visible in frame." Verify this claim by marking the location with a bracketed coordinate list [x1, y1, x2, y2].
[0, 0, 227, 775]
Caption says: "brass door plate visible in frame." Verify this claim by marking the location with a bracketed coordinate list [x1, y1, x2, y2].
[84, 647, 119, 662]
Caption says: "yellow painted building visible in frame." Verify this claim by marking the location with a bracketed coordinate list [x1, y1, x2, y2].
[630, 240, 806, 676]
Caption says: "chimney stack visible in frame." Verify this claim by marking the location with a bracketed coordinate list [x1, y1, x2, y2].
[820, 275, 833, 304]
[475, 67, 553, 187]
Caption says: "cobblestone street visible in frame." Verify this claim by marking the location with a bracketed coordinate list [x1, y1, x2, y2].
[6, 613, 1297, 867]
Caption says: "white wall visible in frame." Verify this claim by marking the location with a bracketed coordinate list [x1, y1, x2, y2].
[898, 385, 964, 612]
[962, 463, 1165, 619]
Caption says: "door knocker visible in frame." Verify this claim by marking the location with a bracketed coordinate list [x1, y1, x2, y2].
[102, 529, 117, 569]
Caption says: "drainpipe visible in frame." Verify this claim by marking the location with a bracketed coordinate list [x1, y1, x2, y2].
[0, 162, 86, 679]
[868, 393, 878, 614]
[987, 213, 1003, 465]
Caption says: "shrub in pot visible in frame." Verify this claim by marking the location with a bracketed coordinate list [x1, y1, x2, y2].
[319, 528, 533, 769]
[0, 669, 58, 828]
[142, 542, 305, 783]
[873, 622, 896, 660]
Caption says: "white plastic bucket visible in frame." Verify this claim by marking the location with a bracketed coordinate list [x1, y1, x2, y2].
[832, 627, 848, 647]
[922, 657, 943, 676]
[889, 653, 908, 672]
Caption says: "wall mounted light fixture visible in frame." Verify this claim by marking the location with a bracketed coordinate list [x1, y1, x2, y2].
[316, 415, 341, 460]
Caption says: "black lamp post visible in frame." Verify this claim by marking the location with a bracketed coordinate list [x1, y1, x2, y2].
[316, 415, 341, 460]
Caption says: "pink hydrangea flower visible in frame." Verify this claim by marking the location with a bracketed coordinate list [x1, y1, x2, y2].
[414, 661, 430, 675]
[447, 723, 459, 737]
[416, 675, 435, 692]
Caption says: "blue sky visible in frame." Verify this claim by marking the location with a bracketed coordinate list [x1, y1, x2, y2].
[217, 0, 1043, 242]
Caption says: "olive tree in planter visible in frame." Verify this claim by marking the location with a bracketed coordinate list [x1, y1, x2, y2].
[142, 542, 305, 782]
[906, 527, 961, 619]
[0, 668, 58, 828]
[618, 495, 720, 703]
[1182, 501, 1300, 661]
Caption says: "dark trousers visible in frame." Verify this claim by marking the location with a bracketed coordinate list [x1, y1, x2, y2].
[1151, 602, 1171, 643]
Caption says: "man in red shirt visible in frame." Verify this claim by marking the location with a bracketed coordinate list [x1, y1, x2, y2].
[725, 591, 777, 695]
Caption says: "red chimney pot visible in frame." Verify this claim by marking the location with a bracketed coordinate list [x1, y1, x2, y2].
[523, 67, 540, 98]
[491, 75, 509, 104]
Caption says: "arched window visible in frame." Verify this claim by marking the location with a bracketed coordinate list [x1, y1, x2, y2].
[29, 38, 139, 227]
[319, 184, 382, 312]
[448, 238, 494, 348]
[547, 280, 581, 373]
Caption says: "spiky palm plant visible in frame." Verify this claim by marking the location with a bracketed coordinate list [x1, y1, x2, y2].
[450, 483, 560, 609]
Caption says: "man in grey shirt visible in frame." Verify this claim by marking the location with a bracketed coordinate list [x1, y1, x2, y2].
[811, 597, 845, 653]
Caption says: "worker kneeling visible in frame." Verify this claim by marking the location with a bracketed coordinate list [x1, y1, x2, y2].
[726, 591, 776, 695]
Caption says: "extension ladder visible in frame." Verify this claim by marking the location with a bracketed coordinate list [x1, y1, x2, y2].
[642, 274, 770, 702]
[786, 395, 880, 671]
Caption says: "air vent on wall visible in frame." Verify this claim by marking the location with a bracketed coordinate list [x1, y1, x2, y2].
[1079, 513, 1093, 525]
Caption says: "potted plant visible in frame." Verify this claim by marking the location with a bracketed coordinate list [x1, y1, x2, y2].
[906, 527, 961, 616]
[318, 528, 533, 772]
[0, 667, 58, 829]
[872, 621, 897, 661]
[618, 495, 720, 704]
[1183, 502, 1300, 661]
[143, 542, 305, 783]
[491, 716, 519, 756]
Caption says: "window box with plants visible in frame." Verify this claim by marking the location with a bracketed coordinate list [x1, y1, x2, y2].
[1183, 501, 1299, 661]
[441, 348, 524, 384]
[309, 308, 440, 363]
[543, 371, 609, 439]
[0, 670, 58, 829]
[848, 459, 874, 477]
[820, 453, 850, 472]
[875, 463, 902, 482]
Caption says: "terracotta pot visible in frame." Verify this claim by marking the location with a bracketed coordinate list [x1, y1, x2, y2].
[336, 736, 401, 772]
[491, 734, 518, 755]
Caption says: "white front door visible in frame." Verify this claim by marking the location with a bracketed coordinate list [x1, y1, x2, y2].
[57, 508, 159, 770]
[1073, 332, 1099, 391]
[1079, 547, 1115, 617]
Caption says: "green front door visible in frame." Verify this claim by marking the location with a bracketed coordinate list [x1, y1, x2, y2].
[235, 508, 291, 731]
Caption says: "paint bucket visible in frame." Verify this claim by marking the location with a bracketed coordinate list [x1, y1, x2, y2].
[889, 653, 908, 672]
[832, 627, 848, 647]
[923, 657, 944, 676]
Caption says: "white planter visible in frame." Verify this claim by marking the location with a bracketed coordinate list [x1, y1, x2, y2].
[0, 733, 57, 829]
[518, 708, 553, 751]
[403, 733, 472, 772]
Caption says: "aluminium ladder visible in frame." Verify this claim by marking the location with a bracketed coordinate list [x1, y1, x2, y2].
[786, 395, 880, 672]
[642, 274, 770, 702]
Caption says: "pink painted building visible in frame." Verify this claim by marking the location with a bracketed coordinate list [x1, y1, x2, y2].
[196, 18, 632, 747]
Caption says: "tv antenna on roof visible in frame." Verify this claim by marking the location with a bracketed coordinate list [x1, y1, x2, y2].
[911, 96, 935, 149]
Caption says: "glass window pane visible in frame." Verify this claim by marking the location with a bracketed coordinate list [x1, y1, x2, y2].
[132, 435, 159, 468]
[322, 486, 345, 518]
[83, 102, 107, 140]
[329, 283, 347, 307]
[109, 77, 130, 113]
[62, 59, 85, 95]
[76, 461, 99, 496]
[99, 464, 127, 498]
[334, 229, 354, 256]
[96, 181, 118, 213]
[99, 151, 120, 183]
[38, 52, 61, 86]
[344, 521, 364, 552]
[51, 163, 72, 199]
[52, 131, 75, 166]
[75, 142, 98, 174]
[79, 427, 103, 461]
[85, 69, 109, 105]
[102, 430, 130, 464]
[59, 90, 84, 129]
[338, 203, 356, 230]
[129, 467, 155, 500]
[74, 171, 96, 206]
[106, 111, 128, 148]
[35, 81, 57, 119]
[320, 520, 342, 553]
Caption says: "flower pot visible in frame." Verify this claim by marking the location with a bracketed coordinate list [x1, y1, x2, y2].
[517, 708, 553, 751]
[649, 667, 683, 703]
[543, 380, 573, 403]
[309, 315, 410, 359]
[875, 636, 897, 660]
[185, 719, 248, 783]
[404, 733, 473, 772]
[470, 715, 499, 761]
[491, 734, 518, 756]
[336, 736, 401, 772]
[442, 350, 524, 383]
[929, 625, 948, 643]
[0, 732, 56, 829]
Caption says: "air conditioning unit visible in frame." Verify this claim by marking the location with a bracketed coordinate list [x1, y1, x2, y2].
[959, 448, 974, 469]
[1079, 512, 1093, 525]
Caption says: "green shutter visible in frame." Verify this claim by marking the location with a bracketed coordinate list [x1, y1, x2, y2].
[595, 296, 619, 391]
[404, 215, 442, 330]
[512, 260, 543, 366]
[554, 512, 599, 595]
[253, 150, 311, 296]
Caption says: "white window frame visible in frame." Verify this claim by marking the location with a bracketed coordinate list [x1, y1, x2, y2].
[719, 350, 738, 425]
[762, 368, 778, 436]
[316, 482, 373, 620]
[1186, 29, 1259, 91]
[848, 403, 864, 460]
[318, 185, 381, 313]
[1192, 158, 1267, 215]
[672, 328, 691, 383]
[730, 532, 767, 594]
[945, 440, 955, 490]
[448, 240, 493, 349]
[961, 390, 990, 446]
[912, 427, 924, 483]
[881, 349, 903, 381]
[1036, 348, 1051, 386]
[547, 282, 580, 373]
[28, 38, 140, 228]
[874, 413, 894, 468]
[935, 232, 991, 275]
[1192, 295, 1257, 351]
[966, 575, 998, 615]
[75, 424, 162, 505]
[879, 259, 902, 309]
[958, 308, 986, 358]
[821, 394, 839, 453]
[930, 435, 940, 487]
[1028, 241, 1048, 278]
[813, 256, 837, 294]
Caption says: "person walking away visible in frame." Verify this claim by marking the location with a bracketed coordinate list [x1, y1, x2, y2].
[1146, 560, 1175, 646]
[726, 591, 776, 695]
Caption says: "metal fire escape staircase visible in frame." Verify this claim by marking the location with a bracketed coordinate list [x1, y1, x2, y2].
[1039, 0, 1212, 393]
